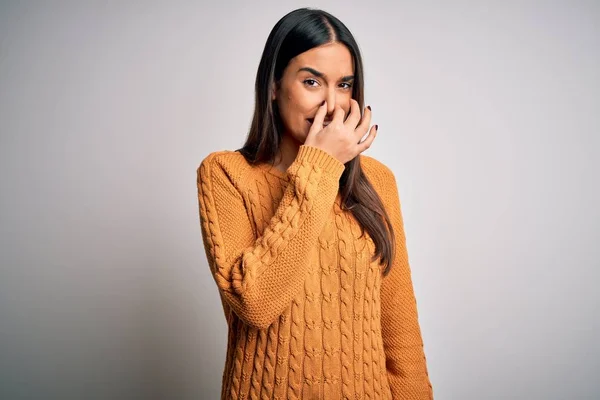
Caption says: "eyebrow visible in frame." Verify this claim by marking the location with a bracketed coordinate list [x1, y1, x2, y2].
[297, 67, 354, 82]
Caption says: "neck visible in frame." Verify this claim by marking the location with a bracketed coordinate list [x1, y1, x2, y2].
[273, 133, 302, 172]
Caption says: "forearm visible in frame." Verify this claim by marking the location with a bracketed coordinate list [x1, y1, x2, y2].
[198, 145, 344, 329]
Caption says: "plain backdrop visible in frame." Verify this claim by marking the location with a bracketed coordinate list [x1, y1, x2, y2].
[1, 1, 598, 399]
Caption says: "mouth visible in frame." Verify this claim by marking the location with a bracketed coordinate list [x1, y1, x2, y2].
[307, 118, 332, 127]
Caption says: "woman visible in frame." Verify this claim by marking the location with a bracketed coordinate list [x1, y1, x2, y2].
[197, 7, 433, 399]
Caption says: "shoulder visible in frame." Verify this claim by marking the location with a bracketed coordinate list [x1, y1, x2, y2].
[197, 149, 249, 177]
[197, 150, 252, 194]
[359, 153, 397, 188]
[198, 149, 244, 171]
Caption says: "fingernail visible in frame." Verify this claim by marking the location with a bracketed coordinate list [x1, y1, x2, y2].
[367, 105, 371, 111]
[321, 100, 326, 106]
[375, 124, 378, 130]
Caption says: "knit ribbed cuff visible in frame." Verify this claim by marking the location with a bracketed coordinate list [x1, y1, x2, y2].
[296, 145, 345, 177]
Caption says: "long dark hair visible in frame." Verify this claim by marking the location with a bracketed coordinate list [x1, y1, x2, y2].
[236, 7, 396, 276]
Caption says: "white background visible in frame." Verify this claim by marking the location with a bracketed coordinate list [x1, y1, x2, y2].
[1, 1, 598, 399]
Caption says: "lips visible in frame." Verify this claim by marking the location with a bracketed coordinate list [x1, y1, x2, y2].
[307, 118, 332, 126]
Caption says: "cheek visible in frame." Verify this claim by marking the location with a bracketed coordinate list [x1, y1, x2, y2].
[277, 84, 316, 129]
[277, 100, 304, 132]
[285, 96, 312, 122]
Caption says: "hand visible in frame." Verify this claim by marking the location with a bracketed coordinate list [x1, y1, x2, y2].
[304, 98, 377, 164]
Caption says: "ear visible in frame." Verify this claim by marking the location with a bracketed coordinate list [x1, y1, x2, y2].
[271, 82, 278, 101]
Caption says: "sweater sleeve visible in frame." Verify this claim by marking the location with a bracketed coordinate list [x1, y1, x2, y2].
[196, 145, 345, 330]
[379, 169, 434, 399]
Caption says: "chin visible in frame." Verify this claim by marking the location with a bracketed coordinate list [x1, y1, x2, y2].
[288, 130, 306, 145]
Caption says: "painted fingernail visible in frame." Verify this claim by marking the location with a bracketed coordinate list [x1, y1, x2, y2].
[321, 100, 326, 106]
[367, 105, 371, 111]
[375, 124, 378, 130]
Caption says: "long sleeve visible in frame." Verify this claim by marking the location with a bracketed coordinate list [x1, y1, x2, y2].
[196, 145, 345, 330]
[379, 169, 434, 399]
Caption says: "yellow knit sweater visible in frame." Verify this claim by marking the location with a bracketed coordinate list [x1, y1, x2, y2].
[196, 144, 433, 399]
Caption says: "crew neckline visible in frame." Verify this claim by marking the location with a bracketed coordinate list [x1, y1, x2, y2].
[256, 162, 288, 179]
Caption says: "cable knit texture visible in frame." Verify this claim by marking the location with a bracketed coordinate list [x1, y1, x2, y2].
[196, 144, 433, 399]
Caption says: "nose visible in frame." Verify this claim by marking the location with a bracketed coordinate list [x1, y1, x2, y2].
[323, 89, 347, 121]
[325, 88, 338, 117]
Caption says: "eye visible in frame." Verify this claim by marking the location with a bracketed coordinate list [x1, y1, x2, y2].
[303, 78, 319, 87]
[340, 82, 353, 90]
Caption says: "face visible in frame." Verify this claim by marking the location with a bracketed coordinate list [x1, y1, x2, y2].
[272, 42, 355, 143]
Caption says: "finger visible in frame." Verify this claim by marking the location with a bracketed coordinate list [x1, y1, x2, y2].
[354, 103, 372, 142]
[309, 100, 328, 135]
[344, 99, 361, 129]
[332, 104, 345, 125]
[357, 124, 377, 152]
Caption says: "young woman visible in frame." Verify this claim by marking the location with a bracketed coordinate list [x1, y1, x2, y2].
[197, 7, 433, 399]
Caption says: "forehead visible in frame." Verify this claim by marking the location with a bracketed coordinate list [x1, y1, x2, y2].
[291, 42, 354, 76]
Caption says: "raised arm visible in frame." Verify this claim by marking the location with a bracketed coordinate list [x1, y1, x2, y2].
[379, 169, 434, 399]
[197, 145, 345, 329]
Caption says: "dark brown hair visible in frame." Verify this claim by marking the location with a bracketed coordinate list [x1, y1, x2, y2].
[236, 7, 396, 276]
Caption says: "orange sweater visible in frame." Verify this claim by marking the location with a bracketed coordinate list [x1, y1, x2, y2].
[197, 144, 433, 399]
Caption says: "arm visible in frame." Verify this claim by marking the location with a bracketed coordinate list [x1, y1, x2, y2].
[196, 145, 345, 330]
[379, 170, 434, 399]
